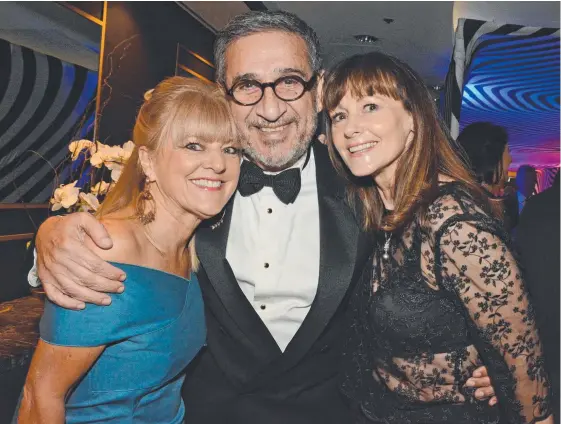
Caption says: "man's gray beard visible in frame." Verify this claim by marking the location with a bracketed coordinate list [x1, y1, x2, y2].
[241, 114, 318, 171]
[242, 138, 309, 170]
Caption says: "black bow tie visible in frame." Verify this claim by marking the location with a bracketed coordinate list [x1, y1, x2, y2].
[238, 161, 301, 204]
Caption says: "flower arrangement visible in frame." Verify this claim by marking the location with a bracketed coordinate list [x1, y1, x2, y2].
[50, 140, 135, 213]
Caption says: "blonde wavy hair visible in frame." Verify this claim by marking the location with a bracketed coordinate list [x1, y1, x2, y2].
[97, 76, 237, 271]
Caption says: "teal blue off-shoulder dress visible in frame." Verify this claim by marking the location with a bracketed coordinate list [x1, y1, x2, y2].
[38, 262, 206, 423]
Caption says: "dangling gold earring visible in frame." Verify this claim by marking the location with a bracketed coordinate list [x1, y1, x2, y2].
[136, 179, 156, 225]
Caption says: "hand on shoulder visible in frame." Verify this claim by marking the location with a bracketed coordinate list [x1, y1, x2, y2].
[86, 212, 142, 266]
[36, 212, 127, 309]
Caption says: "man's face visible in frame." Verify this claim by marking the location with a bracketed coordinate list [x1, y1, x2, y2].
[224, 31, 318, 171]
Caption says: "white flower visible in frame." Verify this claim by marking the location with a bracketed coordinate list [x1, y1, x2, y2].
[107, 146, 125, 161]
[79, 192, 100, 212]
[89, 141, 134, 169]
[121, 140, 135, 161]
[68, 139, 94, 161]
[91, 181, 110, 195]
[28, 249, 41, 287]
[89, 142, 112, 168]
[51, 140, 134, 214]
[106, 162, 124, 182]
[90, 143, 124, 168]
[51, 181, 80, 211]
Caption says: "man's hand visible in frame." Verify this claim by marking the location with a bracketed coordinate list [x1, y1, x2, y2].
[466, 366, 498, 406]
[36, 213, 126, 310]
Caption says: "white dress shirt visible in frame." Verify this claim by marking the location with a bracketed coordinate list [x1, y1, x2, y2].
[226, 150, 320, 352]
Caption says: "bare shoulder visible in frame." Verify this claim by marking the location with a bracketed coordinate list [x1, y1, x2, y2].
[84, 214, 142, 264]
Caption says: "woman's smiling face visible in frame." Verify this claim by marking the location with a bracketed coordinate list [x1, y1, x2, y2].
[329, 92, 414, 181]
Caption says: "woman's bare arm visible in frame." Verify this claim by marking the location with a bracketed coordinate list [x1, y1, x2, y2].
[18, 340, 104, 423]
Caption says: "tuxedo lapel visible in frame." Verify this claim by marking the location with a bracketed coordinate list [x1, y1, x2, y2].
[196, 199, 281, 359]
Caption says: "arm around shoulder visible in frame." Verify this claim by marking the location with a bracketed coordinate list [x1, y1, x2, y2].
[35, 212, 127, 309]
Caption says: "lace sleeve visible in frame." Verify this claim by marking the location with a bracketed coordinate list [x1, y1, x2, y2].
[434, 216, 551, 423]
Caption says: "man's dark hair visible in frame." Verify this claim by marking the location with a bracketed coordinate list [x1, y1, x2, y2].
[214, 10, 322, 86]
[457, 122, 509, 186]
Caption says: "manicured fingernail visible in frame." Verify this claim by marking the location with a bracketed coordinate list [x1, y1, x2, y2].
[102, 297, 112, 305]
[102, 237, 112, 245]
[476, 390, 483, 397]
[117, 286, 125, 293]
[77, 303, 86, 310]
[119, 274, 126, 282]
[466, 379, 474, 387]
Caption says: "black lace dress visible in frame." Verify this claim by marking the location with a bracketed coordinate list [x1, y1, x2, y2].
[342, 183, 551, 424]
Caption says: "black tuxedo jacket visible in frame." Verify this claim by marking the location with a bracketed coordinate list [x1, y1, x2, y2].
[515, 183, 560, 416]
[182, 142, 373, 424]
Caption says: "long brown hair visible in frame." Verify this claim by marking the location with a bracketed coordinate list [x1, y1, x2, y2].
[323, 52, 500, 232]
[97, 77, 237, 270]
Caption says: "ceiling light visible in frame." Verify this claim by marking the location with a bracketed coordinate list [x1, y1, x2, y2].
[353, 34, 379, 44]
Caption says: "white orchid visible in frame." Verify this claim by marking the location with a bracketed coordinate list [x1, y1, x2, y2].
[68, 139, 94, 160]
[91, 181, 111, 195]
[121, 140, 135, 161]
[52, 139, 133, 213]
[51, 181, 80, 211]
[89, 142, 110, 168]
[106, 162, 124, 182]
[91, 143, 131, 169]
[79, 192, 100, 212]
[106, 146, 127, 163]
[28, 249, 40, 288]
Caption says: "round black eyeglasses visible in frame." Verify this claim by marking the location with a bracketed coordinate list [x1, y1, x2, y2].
[226, 74, 317, 106]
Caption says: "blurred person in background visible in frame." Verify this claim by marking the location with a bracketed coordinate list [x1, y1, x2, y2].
[457, 122, 518, 231]
[516, 170, 560, 423]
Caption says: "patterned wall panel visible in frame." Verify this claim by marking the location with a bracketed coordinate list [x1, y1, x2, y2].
[460, 34, 560, 170]
[0, 38, 98, 203]
[175, 44, 215, 83]
[443, 19, 560, 175]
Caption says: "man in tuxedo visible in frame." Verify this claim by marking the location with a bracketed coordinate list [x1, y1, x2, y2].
[516, 171, 560, 419]
[31, 10, 496, 423]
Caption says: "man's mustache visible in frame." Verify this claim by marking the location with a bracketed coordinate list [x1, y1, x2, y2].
[246, 118, 298, 128]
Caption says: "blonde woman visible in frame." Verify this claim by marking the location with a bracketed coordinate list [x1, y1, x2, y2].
[18, 77, 241, 423]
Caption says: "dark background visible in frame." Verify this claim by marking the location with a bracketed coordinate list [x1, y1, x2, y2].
[97, 1, 216, 145]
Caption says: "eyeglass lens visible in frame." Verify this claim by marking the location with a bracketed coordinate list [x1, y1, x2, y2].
[233, 77, 305, 105]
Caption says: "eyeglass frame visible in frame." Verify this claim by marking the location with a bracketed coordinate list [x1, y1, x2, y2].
[225, 73, 318, 106]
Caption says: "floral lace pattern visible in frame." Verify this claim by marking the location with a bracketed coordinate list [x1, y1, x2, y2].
[341, 183, 551, 424]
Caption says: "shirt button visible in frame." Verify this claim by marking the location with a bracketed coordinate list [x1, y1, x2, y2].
[264, 262, 269, 268]
[260, 304, 266, 310]
[267, 208, 272, 214]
